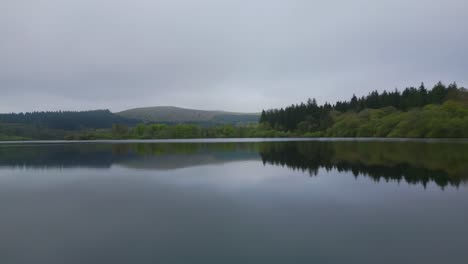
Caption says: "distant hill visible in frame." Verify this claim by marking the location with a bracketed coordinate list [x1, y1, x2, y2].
[117, 106, 260, 125]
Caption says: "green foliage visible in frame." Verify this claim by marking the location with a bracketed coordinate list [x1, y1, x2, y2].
[0, 134, 30, 141]
[261, 81, 467, 135]
[112, 124, 129, 139]
[326, 101, 468, 138]
[259, 81, 468, 138]
[62, 123, 290, 140]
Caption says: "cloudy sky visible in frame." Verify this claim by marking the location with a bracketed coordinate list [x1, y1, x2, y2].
[1, 0, 467, 113]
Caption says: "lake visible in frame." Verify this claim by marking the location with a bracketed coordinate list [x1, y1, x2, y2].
[0, 139, 467, 263]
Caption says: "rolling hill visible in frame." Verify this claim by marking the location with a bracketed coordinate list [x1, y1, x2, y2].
[117, 106, 260, 125]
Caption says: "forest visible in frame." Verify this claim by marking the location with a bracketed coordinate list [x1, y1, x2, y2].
[0, 110, 140, 140]
[260, 81, 468, 138]
[0, 113, 282, 140]
[0, 110, 138, 130]
[63, 123, 286, 140]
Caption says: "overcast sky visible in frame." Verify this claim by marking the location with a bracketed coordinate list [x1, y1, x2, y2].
[1, 0, 467, 113]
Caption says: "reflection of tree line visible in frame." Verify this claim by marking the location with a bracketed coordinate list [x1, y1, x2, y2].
[259, 141, 468, 188]
[0, 144, 118, 169]
[0, 143, 260, 169]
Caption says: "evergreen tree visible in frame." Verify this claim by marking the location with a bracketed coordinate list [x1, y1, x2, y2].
[430, 81, 447, 104]
[260, 110, 266, 123]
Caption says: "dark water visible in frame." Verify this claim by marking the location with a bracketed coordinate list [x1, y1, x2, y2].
[0, 139, 467, 264]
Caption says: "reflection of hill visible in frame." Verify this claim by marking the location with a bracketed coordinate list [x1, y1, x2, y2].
[113, 143, 260, 170]
[0, 143, 260, 170]
[118, 154, 222, 170]
[260, 141, 468, 188]
[118, 153, 259, 170]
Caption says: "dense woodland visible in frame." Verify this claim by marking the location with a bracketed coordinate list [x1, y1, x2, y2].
[0, 110, 138, 130]
[260, 81, 468, 138]
[64, 123, 286, 140]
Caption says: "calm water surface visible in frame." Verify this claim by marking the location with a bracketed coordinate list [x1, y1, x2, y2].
[0, 139, 467, 263]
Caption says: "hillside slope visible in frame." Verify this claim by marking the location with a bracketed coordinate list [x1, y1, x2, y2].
[117, 106, 260, 124]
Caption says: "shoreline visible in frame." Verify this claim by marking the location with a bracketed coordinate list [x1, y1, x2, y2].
[1, 137, 468, 144]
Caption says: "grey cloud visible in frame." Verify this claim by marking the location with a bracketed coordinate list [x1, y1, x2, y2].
[1, 0, 467, 112]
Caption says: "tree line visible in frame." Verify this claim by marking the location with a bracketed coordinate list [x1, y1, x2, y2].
[65, 123, 286, 140]
[0, 110, 139, 130]
[259, 81, 466, 132]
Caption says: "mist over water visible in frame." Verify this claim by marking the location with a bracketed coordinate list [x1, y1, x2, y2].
[0, 139, 467, 263]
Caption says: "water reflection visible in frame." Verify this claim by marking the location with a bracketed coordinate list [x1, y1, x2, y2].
[0, 140, 467, 263]
[0, 143, 260, 169]
[0, 140, 467, 188]
[259, 141, 468, 188]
